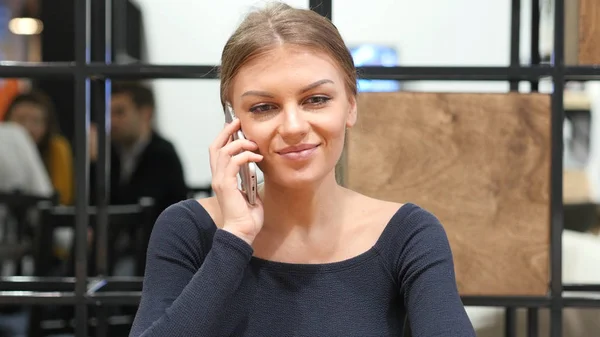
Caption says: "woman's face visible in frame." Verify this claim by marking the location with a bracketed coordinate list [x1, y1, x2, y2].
[230, 45, 357, 188]
[8, 102, 47, 144]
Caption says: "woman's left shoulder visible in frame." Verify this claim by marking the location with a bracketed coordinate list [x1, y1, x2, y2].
[360, 196, 442, 232]
[366, 199, 451, 254]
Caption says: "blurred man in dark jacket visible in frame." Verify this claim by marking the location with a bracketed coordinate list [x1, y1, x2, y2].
[90, 81, 188, 275]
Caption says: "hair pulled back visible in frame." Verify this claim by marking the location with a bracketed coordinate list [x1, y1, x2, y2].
[219, 2, 357, 108]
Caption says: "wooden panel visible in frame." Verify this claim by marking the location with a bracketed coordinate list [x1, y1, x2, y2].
[564, 91, 591, 111]
[344, 92, 551, 296]
[564, 169, 591, 204]
[565, 0, 600, 65]
[579, 0, 600, 64]
[565, 0, 580, 65]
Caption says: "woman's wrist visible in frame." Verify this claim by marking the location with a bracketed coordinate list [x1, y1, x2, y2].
[221, 226, 256, 246]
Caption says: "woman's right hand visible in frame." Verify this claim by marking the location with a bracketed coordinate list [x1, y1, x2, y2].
[209, 118, 264, 245]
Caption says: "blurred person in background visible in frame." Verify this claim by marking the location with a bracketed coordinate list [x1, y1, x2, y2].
[3, 91, 74, 205]
[90, 81, 188, 220]
[89, 81, 187, 276]
[0, 121, 53, 197]
[0, 79, 20, 120]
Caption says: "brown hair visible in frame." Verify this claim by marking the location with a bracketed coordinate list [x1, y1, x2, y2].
[112, 81, 155, 110]
[219, 2, 357, 108]
[4, 90, 60, 163]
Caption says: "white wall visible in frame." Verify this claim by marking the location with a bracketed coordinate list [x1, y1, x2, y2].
[132, 0, 600, 198]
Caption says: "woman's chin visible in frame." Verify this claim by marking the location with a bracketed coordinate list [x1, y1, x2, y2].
[265, 169, 329, 190]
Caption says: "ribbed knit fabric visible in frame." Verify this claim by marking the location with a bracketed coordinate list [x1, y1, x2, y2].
[129, 199, 475, 337]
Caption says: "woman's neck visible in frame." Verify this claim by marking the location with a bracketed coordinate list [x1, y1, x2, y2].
[260, 172, 348, 236]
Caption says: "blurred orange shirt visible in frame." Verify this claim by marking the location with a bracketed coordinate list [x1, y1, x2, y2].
[0, 79, 20, 120]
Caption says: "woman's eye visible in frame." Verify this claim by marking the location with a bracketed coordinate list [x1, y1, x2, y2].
[249, 104, 276, 114]
[305, 96, 331, 106]
[249, 96, 330, 113]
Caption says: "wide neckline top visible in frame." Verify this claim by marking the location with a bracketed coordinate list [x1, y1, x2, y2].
[190, 199, 417, 274]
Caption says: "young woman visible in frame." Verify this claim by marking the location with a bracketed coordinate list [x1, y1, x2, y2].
[130, 3, 475, 336]
[4, 91, 74, 205]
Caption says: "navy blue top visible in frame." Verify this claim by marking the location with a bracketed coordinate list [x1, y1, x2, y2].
[129, 199, 475, 337]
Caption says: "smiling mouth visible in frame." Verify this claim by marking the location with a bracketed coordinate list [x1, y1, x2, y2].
[277, 144, 320, 160]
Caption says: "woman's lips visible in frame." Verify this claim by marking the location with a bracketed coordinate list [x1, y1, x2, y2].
[277, 144, 320, 160]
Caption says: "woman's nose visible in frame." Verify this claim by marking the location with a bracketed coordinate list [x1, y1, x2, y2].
[279, 106, 310, 139]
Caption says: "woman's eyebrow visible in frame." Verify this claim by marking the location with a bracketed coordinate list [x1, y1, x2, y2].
[241, 79, 335, 98]
[299, 79, 334, 94]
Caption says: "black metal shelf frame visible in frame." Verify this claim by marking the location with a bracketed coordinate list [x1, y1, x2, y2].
[0, 0, 597, 336]
[3, 62, 600, 81]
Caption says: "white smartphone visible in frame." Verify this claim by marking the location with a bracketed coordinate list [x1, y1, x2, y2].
[224, 102, 258, 205]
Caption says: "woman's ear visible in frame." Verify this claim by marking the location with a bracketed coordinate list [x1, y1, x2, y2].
[346, 95, 358, 128]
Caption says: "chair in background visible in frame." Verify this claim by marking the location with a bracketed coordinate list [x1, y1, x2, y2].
[0, 191, 57, 327]
[34, 197, 155, 277]
[0, 191, 57, 276]
[28, 197, 154, 337]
